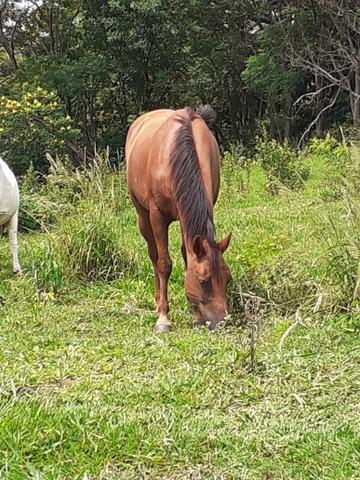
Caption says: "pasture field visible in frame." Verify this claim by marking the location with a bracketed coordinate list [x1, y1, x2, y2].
[0, 146, 359, 479]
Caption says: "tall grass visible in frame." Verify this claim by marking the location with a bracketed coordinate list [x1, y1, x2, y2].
[1, 138, 359, 479]
[222, 137, 358, 324]
[15, 137, 360, 320]
[19, 152, 136, 292]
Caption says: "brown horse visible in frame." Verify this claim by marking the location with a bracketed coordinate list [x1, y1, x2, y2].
[125, 107, 232, 333]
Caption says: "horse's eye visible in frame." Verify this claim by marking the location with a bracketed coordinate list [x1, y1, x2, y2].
[199, 278, 208, 286]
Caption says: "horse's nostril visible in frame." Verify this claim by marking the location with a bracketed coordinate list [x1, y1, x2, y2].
[208, 324, 216, 333]
[208, 319, 226, 332]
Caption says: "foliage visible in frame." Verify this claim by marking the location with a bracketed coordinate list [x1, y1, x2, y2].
[0, 144, 360, 478]
[0, 82, 79, 174]
[18, 163, 59, 231]
[0, 1, 359, 172]
[255, 136, 309, 194]
[8, 153, 136, 290]
[306, 134, 352, 200]
[324, 147, 360, 306]
[221, 144, 251, 198]
[55, 204, 135, 283]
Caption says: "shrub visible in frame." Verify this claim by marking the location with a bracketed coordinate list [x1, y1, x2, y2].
[20, 152, 136, 289]
[306, 134, 351, 200]
[256, 136, 309, 194]
[229, 255, 322, 325]
[323, 146, 360, 310]
[18, 163, 58, 231]
[55, 204, 135, 282]
[221, 144, 251, 197]
[0, 83, 79, 174]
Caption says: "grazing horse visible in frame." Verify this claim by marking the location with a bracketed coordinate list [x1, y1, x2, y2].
[0, 156, 21, 274]
[126, 107, 232, 332]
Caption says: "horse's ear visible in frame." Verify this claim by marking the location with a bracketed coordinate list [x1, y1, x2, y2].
[192, 235, 206, 259]
[217, 233, 232, 253]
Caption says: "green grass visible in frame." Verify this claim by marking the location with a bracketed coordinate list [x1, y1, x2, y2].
[0, 153, 359, 479]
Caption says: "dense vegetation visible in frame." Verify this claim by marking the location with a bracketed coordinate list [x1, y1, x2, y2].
[0, 140, 360, 478]
[1, 1, 360, 173]
[1, 1, 360, 478]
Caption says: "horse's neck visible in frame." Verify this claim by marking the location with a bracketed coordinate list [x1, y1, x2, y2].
[0, 160, 8, 193]
[0, 159, 16, 187]
[0, 159, 18, 210]
[0, 159, 8, 181]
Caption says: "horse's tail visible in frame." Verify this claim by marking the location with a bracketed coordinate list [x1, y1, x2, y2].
[196, 105, 217, 128]
[170, 108, 211, 239]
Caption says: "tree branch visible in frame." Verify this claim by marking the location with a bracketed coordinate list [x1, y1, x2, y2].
[297, 86, 341, 148]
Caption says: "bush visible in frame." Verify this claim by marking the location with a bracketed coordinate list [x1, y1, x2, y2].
[55, 205, 135, 282]
[221, 144, 251, 197]
[306, 134, 351, 200]
[21, 153, 136, 290]
[323, 146, 360, 310]
[18, 163, 58, 231]
[256, 136, 309, 194]
[0, 83, 79, 174]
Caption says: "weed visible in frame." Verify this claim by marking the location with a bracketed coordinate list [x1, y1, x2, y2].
[256, 135, 309, 194]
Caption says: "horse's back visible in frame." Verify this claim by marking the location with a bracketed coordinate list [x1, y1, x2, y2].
[0, 157, 19, 225]
[125, 108, 220, 216]
[126, 109, 176, 211]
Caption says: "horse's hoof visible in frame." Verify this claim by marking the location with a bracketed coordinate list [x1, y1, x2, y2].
[193, 322, 206, 329]
[13, 269, 22, 276]
[154, 324, 171, 334]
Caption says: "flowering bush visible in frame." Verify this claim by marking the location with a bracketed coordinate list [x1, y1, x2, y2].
[0, 83, 79, 174]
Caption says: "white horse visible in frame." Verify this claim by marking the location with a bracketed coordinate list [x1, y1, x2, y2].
[0, 156, 21, 273]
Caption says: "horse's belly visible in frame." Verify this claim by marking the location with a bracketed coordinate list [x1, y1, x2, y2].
[0, 189, 19, 226]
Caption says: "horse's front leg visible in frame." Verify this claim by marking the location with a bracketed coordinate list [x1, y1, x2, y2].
[8, 211, 21, 274]
[136, 208, 160, 306]
[150, 206, 172, 333]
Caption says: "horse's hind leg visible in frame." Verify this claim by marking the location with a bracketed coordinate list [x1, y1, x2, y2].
[8, 211, 21, 274]
[149, 205, 172, 333]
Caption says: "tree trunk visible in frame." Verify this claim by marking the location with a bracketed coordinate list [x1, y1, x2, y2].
[269, 101, 276, 140]
[353, 62, 360, 126]
[283, 93, 292, 141]
[0, 30, 17, 69]
[315, 73, 325, 138]
[315, 114, 325, 139]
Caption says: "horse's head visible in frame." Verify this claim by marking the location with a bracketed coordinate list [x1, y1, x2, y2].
[185, 233, 232, 330]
